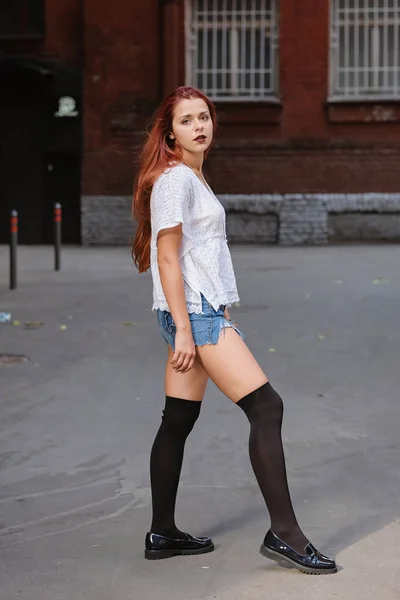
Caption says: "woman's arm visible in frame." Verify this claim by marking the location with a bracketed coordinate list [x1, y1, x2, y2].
[157, 224, 195, 373]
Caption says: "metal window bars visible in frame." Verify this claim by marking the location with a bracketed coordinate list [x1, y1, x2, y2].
[185, 0, 279, 101]
[330, 0, 400, 100]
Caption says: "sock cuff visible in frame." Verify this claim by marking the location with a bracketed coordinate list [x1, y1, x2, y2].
[236, 382, 271, 413]
[165, 395, 202, 413]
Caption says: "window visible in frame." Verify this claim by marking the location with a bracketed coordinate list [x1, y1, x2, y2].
[185, 0, 279, 101]
[0, 0, 45, 39]
[330, 0, 400, 100]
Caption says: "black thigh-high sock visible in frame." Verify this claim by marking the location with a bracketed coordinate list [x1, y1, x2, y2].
[237, 382, 309, 553]
[149, 396, 201, 538]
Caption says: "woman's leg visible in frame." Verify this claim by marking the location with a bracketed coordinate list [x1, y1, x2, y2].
[195, 329, 309, 552]
[149, 345, 209, 537]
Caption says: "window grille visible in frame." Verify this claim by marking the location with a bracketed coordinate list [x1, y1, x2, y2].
[186, 0, 279, 101]
[330, 0, 400, 100]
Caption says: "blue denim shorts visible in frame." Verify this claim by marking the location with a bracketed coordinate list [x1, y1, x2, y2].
[156, 293, 245, 351]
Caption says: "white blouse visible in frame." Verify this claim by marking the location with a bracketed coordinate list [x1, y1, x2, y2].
[150, 163, 240, 314]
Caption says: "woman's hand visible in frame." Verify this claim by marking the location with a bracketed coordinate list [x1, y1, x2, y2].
[171, 326, 196, 374]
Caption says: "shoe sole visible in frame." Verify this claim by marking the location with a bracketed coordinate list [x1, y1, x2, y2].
[260, 544, 338, 575]
[145, 543, 215, 560]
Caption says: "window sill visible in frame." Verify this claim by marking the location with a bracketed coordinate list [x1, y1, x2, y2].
[326, 99, 400, 123]
[328, 95, 400, 103]
[216, 99, 283, 125]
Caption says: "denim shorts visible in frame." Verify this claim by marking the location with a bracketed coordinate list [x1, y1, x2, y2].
[156, 293, 245, 351]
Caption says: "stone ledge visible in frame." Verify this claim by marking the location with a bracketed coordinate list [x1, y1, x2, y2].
[82, 195, 133, 245]
[81, 194, 400, 245]
[329, 213, 400, 242]
[218, 193, 400, 213]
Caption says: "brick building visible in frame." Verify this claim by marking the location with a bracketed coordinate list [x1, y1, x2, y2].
[1, 0, 400, 245]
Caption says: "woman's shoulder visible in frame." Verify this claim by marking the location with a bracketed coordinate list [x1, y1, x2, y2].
[165, 161, 190, 174]
[152, 163, 193, 197]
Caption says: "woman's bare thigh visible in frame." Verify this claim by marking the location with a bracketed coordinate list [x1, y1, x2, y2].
[164, 345, 209, 401]
[195, 328, 268, 403]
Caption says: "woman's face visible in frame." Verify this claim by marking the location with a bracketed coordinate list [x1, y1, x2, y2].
[170, 97, 213, 158]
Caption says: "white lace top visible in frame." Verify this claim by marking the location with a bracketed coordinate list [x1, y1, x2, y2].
[150, 163, 240, 314]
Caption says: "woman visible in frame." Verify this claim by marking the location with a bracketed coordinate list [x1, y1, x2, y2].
[132, 86, 337, 575]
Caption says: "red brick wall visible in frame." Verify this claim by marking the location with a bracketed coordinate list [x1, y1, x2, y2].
[0, 0, 83, 65]
[45, 0, 83, 66]
[206, 148, 400, 194]
[82, 0, 399, 196]
[280, 0, 329, 139]
[82, 0, 161, 194]
[5, 0, 398, 195]
[207, 0, 400, 194]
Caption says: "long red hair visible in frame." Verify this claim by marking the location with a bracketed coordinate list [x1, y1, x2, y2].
[132, 86, 217, 273]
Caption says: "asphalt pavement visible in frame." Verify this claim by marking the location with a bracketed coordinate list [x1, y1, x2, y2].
[0, 244, 399, 599]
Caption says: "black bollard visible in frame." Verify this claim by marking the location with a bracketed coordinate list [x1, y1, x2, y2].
[54, 203, 62, 271]
[10, 210, 18, 290]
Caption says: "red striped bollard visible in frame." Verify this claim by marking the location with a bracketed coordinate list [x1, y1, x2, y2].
[54, 203, 62, 271]
[10, 210, 18, 290]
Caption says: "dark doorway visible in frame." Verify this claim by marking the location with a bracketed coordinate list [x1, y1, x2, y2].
[0, 57, 82, 244]
[0, 101, 47, 243]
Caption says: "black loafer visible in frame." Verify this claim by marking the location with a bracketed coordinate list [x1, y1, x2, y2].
[145, 531, 215, 560]
[260, 530, 337, 575]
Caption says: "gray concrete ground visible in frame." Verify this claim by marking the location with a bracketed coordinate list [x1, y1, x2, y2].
[0, 244, 399, 600]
